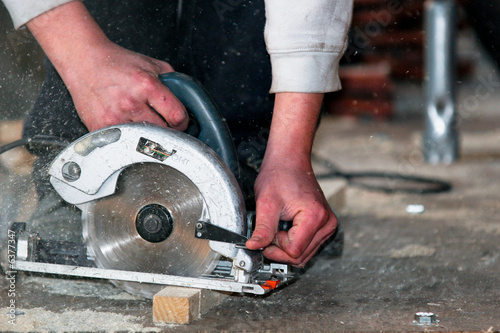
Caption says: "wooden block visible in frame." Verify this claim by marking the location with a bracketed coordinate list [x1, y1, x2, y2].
[153, 286, 228, 324]
[153, 287, 199, 324]
[326, 98, 394, 119]
[337, 63, 394, 98]
[368, 30, 424, 48]
[318, 179, 348, 213]
[0, 147, 36, 175]
[352, 2, 424, 27]
[0, 120, 36, 175]
[0, 120, 23, 143]
[326, 63, 395, 119]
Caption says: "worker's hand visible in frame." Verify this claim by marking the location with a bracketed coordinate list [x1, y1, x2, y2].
[245, 92, 336, 267]
[67, 41, 188, 132]
[27, 1, 188, 132]
[246, 160, 337, 267]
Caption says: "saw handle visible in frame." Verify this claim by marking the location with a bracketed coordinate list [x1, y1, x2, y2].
[246, 212, 292, 239]
[159, 72, 239, 176]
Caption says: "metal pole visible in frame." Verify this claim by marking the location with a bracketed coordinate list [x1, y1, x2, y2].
[423, 0, 458, 164]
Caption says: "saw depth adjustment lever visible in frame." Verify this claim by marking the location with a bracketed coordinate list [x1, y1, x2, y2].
[195, 213, 293, 247]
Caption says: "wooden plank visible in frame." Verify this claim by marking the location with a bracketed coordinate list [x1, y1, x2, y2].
[318, 179, 348, 213]
[153, 287, 199, 324]
[351, 2, 424, 27]
[153, 287, 228, 324]
[326, 98, 394, 119]
[0, 120, 24, 143]
[0, 120, 36, 175]
[338, 63, 394, 98]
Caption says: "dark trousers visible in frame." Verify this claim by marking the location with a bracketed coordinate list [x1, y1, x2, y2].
[23, 0, 273, 201]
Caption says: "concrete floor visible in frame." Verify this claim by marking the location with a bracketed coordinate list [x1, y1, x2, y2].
[0, 108, 499, 331]
[0, 17, 498, 330]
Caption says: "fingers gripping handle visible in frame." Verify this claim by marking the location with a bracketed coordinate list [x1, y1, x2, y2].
[246, 211, 292, 239]
[159, 72, 239, 176]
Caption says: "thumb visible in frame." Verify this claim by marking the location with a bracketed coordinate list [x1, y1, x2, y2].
[155, 59, 175, 74]
[246, 201, 281, 250]
[148, 61, 189, 131]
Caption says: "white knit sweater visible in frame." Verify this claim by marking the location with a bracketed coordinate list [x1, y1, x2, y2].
[2, 0, 352, 93]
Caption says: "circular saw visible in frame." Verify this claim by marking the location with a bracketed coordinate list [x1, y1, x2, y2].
[8, 73, 294, 298]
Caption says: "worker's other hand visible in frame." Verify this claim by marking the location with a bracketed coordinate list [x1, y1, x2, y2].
[67, 41, 188, 132]
[244, 91, 333, 267]
[246, 161, 337, 267]
[26, 1, 188, 133]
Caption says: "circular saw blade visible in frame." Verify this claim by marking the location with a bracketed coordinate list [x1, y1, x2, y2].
[82, 162, 219, 298]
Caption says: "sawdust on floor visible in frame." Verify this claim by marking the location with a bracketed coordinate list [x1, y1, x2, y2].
[0, 307, 169, 332]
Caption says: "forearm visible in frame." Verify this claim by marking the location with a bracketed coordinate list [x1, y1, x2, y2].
[263, 92, 324, 169]
[27, 1, 109, 82]
[248, 92, 335, 265]
[2, 0, 77, 29]
[26, 1, 186, 131]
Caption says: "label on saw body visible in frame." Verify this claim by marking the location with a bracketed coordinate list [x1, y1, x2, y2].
[136, 137, 177, 161]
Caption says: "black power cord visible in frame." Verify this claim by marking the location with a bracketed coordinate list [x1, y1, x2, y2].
[0, 136, 452, 194]
[0, 138, 30, 155]
[0, 135, 70, 155]
[312, 154, 452, 194]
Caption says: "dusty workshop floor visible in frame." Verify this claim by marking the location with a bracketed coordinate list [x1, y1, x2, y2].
[0, 30, 499, 329]
[0, 106, 499, 331]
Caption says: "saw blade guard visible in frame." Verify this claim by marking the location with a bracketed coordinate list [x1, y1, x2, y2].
[49, 122, 246, 232]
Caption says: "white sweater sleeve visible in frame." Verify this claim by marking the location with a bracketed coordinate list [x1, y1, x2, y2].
[2, 0, 79, 29]
[264, 0, 353, 93]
